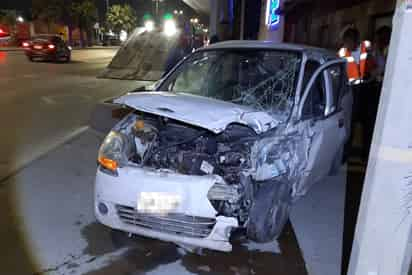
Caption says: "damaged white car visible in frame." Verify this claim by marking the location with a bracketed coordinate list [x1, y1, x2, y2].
[94, 41, 352, 252]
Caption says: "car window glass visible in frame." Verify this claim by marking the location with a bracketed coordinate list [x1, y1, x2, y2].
[161, 50, 302, 122]
[171, 53, 212, 94]
[302, 60, 326, 118]
[327, 64, 345, 108]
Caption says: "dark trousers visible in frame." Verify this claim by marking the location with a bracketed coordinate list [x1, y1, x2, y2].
[362, 82, 382, 159]
[350, 82, 381, 160]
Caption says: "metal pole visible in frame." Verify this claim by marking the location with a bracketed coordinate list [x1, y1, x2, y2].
[240, 0, 246, 39]
[106, 0, 109, 13]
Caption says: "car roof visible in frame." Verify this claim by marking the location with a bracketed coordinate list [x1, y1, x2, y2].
[201, 40, 337, 61]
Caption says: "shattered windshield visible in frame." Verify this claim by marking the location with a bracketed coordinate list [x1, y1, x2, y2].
[159, 49, 302, 120]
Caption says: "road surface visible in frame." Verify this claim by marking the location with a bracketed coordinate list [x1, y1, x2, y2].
[0, 49, 149, 181]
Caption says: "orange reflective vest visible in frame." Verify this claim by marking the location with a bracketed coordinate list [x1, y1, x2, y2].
[338, 41, 376, 84]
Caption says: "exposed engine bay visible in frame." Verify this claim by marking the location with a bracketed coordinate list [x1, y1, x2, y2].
[113, 110, 314, 231]
[115, 112, 260, 224]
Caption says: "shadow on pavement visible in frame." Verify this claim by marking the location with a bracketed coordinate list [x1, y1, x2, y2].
[82, 222, 307, 275]
[0, 184, 38, 274]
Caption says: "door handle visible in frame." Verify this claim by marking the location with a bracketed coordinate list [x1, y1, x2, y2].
[338, 119, 344, 128]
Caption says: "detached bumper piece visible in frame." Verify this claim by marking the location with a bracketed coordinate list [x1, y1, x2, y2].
[116, 205, 216, 238]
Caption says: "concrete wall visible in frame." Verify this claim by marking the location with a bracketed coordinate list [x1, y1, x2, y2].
[209, 0, 235, 41]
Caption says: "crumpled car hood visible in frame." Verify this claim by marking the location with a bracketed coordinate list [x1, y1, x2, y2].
[114, 92, 279, 134]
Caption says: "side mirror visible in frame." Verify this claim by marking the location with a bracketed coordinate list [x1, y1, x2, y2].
[134, 86, 148, 92]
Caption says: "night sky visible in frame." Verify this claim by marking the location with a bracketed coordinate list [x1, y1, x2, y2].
[1, 0, 198, 23]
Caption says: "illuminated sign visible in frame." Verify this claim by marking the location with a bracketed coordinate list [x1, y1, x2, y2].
[266, 0, 280, 28]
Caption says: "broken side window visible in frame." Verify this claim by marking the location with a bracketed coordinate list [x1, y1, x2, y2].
[327, 64, 346, 109]
[302, 60, 326, 118]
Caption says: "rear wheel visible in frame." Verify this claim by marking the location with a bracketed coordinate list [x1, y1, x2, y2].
[64, 53, 71, 63]
[27, 56, 34, 62]
[247, 182, 291, 243]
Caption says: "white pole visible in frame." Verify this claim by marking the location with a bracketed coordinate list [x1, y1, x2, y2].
[348, 0, 412, 274]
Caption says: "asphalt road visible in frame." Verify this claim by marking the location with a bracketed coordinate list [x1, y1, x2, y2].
[0, 49, 149, 181]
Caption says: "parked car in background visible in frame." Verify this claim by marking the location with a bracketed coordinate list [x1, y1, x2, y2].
[94, 41, 352, 252]
[101, 33, 121, 46]
[23, 34, 71, 62]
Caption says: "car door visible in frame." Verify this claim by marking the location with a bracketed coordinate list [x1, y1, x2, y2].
[298, 59, 347, 186]
[337, 68, 353, 143]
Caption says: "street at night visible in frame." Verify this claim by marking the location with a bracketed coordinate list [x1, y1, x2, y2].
[0, 49, 144, 180]
[1, 0, 412, 274]
[0, 48, 345, 275]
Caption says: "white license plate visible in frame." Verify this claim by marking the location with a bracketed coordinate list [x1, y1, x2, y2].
[34, 45, 42, 50]
[137, 192, 181, 214]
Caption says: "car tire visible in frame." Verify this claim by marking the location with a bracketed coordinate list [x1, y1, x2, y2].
[64, 53, 71, 63]
[27, 56, 34, 62]
[110, 229, 136, 248]
[247, 181, 291, 243]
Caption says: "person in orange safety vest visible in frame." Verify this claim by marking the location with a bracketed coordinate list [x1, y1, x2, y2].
[338, 27, 378, 162]
[338, 28, 376, 85]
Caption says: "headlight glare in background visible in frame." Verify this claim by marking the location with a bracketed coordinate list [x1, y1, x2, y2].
[163, 19, 177, 36]
[145, 20, 155, 32]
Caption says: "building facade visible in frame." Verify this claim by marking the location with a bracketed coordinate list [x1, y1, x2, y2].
[284, 0, 396, 49]
[185, 0, 395, 48]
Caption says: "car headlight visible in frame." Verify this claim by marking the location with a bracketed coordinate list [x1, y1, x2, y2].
[98, 131, 131, 173]
[163, 19, 177, 36]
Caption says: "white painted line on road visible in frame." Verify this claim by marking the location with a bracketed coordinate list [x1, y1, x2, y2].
[41, 94, 92, 105]
[22, 74, 37, 79]
[41, 96, 56, 105]
[0, 126, 90, 184]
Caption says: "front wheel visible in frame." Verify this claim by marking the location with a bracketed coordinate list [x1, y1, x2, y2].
[247, 182, 291, 243]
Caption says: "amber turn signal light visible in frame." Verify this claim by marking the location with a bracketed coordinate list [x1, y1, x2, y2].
[98, 157, 118, 171]
[135, 120, 145, 130]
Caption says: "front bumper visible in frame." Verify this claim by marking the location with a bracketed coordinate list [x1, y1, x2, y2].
[94, 166, 238, 252]
[25, 49, 55, 59]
